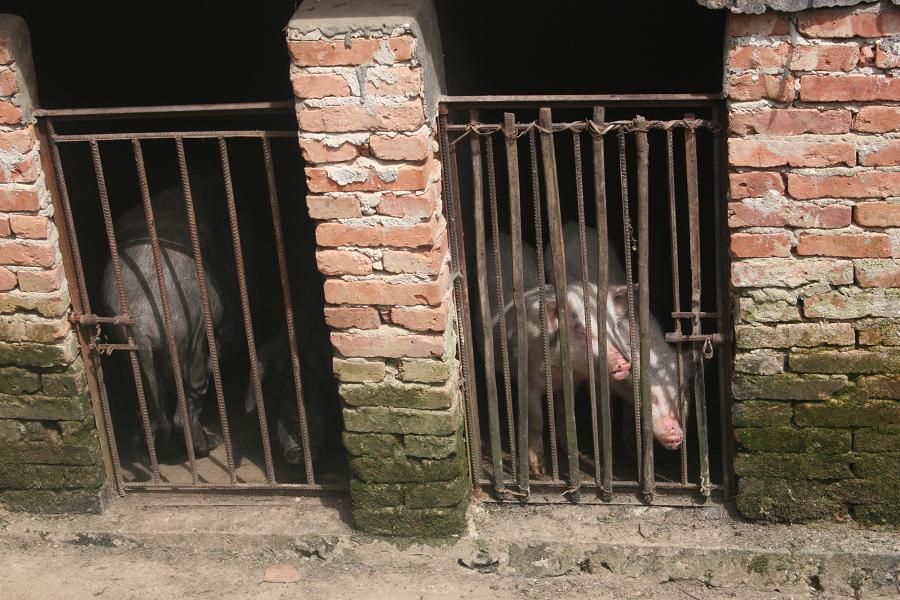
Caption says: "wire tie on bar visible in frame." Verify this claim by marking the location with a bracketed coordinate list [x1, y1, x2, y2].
[702, 337, 714, 359]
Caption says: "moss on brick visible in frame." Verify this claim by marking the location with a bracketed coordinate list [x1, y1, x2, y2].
[40, 370, 87, 397]
[733, 452, 853, 480]
[795, 398, 900, 427]
[732, 373, 848, 401]
[399, 358, 452, 383]
[854, 427, 900, 452]
[789, 348, 900, 374]
[0, 462, 103, 490]
[733, 401, 793, 427]
[736, 427, 851, 453]
[735, 477, 876, 522]
[0, 488, 104, 514]
[857, 375, 900, 399]
[0, 338, 78, 368]
[349, 480, 404, 507]
[0, 392, 86, 421]
[342, 432, 402, 457]
[341, 379, 452, 410]
[350, 477, 468, 511]
[352, 503, 467, 537]
[332, 358, 385, 383]
[0, 440, 100, 466]
[850, 453, 900, 526]
[403, 433, 458, 459]
[342, 404, 459, 436]
[350, 452, 463, 484]
[0, 367, 41, 394]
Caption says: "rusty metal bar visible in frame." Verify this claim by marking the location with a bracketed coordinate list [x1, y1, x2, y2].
[591, 107, 613, 500]
[539, 107, 580, 499]
[34, 100, 294, 119]
[439, 108, 483, 487]
[90, 343, 140, 353]
[123, 481, 347, 492]
[469, 110, 505, 494]
[529, 128, 559, 483]
[665, 333, 726, 344]
[90, 140, 161, 483]
[132, 138, 199, 484]
[217, 136, 276, 484]
[51, 130, 296, 143]
[504, 113, 530, 494]
[617, 130, 642, 478]
[486, 135, 517, 484]
[671, 311, 719, 319]
[684, 115, 711, 498]
[572, 130, 601, 490]
[262, 137, 316, 485]
[635, 117, 655, 501]
[175, 137, 236, 485]
[440, 94, 723, 108]
[70, 314, 134, 326]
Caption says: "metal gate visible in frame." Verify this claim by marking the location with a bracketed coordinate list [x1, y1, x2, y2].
[438, 94, 733, 504]
[37, 102, 345, 495]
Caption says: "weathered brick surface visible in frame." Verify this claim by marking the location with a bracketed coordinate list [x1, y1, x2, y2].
[0, 16, 102, 514]
[726, 2, 900, 525]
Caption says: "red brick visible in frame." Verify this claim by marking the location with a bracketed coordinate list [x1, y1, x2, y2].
[0, 101, 21, 125]
[0, 126, 34, 154]
[728, 44, 789, 69]
[853, 106, 900, 133]
[730, 233, 791, 258]
[306, 194, 362, 219]
[875, 41, 900, 68]
[8, 215, 48, 239]
[728, 201, 851, 229]
[727, 73, 795, 102]
[787, 171, 900, 199]
[382, 231, 447, 275]
[855, 259, 900, 288]
[0, 153, 39, 184]
[316, 249, 373, 276]
[331, 330, 443, 359]
[858, 141, 900, 167]
[316, 218, 441, 248]
[289, 36, 414, 67]
[728, 139, 855, 168]
[17, 265, 63, 293]
[323, 269, 449, 306]
[730, 109, 852, 136]
[369, 133, 430, 161]
[797, 234, 892, 258]
[365, 66, 422, 96]
[297, 99, 424, 133]
[299, 138, 359, 163]
[0, 38, 12, 65]
[305, 158, 434, 193]
[0, 216, 8, 237]
[0, 188, 39, 211]
[376, 190, 437, 218]
[323, 306, 381, 329]
[730, 172, 785, 199]
[797, 9, 900, 39]
[859, 43, 877, 67]
[728, 13, 791, 37]
[0, 266, 15, 291]
[800, 75, 900, 102]
[0, 241, 55, 267]
[0, 68, 16, 96]
[291, 72, 352, 99]
[790, 44, 859, 72]
[732, 258, 853, 288]
[855, 202, 900, 227]
[390, 303, 450, 332]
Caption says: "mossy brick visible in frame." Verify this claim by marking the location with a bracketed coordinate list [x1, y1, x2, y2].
[0, 440, 100, 465]
[352, 503, 467, 537]
[40, 370, 87, 397]
[856, 320, 900, 346]
[849, 453, 900, 526]
[399, 358, 452, 383]
[794, 399, 900, 427]
[736, 477, 876, 522]
[851, 452, 900, 479]
[404, 477, 469, 509]
[734, 351, 784, 375]
[0, 392, 85, 420]
[0, 462, 103, 489]
[333, 358, 385, 383]
[0, 291, 72, 319]
[854, 427, 900, 452]
[349, 480, 403, 507]
[349, 453, 462, 483]
[733, 401, 793, 427]
[803, 289, 900, 319]
[342, 432, 402, 457]
[857, 375, 900, 399]
[736, 427, 851, 454]
[340, 378, 453, 410]
[789, 348, 900, 374]
[738, 297, 801, 323]
[0, 337, 79, 368]
[0, 419, 22, 442]
[735, 323, 855, 349]
[733, 452, 853, 480]
[403, 433, 457, 458]
[0, 488, 105, 514]
[342, 404, 459, 435]
[0, 367, 40, 394]
[732, 373, 847, 401]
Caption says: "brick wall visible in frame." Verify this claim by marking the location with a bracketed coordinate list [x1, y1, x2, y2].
[287, 0, 468, 536]
[725, 1, 899, 524]
[0, 15, 105, 512]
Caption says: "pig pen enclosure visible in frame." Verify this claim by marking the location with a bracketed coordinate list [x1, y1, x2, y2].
[436, 1, 732, 504]
[17, 2, 346, 494]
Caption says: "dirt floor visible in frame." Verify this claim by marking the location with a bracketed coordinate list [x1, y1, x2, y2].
[0, 497, 897, 600]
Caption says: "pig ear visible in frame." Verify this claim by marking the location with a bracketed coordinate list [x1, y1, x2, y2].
[609, 285, 630, 320]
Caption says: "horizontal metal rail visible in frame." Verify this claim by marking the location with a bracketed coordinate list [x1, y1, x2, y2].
[34, 100, 294, 120]
[49, 130, 298, 143]
[440, 93, 724, 108]
[124, 482, 347, 492]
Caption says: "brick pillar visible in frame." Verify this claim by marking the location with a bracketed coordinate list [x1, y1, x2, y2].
[723, 1, 899, 525]
[287, 0, 468, 536]
[0, 15, 105, 512]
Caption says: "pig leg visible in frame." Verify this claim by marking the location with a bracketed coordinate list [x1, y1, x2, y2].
[136, 346, 174, 462]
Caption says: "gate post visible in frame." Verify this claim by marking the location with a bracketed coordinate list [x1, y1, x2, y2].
[717, 0, 900, 525]
[287, 0, 469, 536]
[0, 15, 105, 512]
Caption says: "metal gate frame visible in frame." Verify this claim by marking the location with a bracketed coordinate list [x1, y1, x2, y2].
[438, 94, 734, 505]
[36, 101, 346, 496]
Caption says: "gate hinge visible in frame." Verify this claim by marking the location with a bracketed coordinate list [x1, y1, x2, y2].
[70, 313, 134, 326]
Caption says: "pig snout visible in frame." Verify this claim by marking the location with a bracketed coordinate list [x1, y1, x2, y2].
[652, 395, 683, 450]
